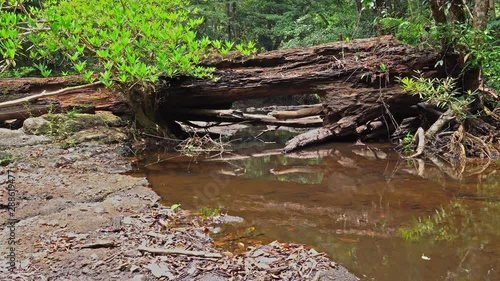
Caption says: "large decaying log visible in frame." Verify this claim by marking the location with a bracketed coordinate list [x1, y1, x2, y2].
[168, 108, 323, 127]
[0, 76, 130, 122]
[158, 35, 440, 151]
[271, 105, 323, 119]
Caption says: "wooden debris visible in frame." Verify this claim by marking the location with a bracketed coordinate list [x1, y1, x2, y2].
[168, 108, 323, 128]
[271, 106, 323, 120]
[0, 82, 102, 109]
[138, 247, 223, 258]
[78, 240, 117, 249]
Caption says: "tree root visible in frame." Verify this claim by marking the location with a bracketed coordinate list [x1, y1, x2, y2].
[406, 107, 497, 161]
[465, 132, 492, 158]
[408, 127, 425, 158]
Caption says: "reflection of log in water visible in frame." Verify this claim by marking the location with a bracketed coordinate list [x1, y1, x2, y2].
[270, 166, 323, 175]
[403, 155, 495, 181]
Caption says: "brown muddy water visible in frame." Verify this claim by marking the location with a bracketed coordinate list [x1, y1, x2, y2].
[139, 138, 499, 281]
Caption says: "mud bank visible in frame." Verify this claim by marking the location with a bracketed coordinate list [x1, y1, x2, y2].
[0, 112, 358, 280]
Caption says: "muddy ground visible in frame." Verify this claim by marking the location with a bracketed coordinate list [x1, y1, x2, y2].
[0, 112, 358, 280]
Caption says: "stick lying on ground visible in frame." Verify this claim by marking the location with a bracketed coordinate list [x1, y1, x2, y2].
[138, 246, 223, 258]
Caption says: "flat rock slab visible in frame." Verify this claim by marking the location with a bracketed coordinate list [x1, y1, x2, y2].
[0, 113, 358, 280]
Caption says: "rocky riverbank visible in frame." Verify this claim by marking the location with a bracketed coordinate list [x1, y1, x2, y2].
[0, 111, 358, 280]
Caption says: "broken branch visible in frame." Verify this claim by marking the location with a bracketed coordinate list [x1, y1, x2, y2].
[0, 81, 102, 109]
[137, 246, 223, 258]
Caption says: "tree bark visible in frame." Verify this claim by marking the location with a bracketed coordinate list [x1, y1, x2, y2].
[168, 108, 323, 127]
[0, 77, 130, 122]
[158, 36, 439, 108]
[473, 0, 489, 29]
[158, 36, 440, 150]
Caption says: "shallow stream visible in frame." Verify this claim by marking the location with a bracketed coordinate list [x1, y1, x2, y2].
[140, 137, 499, 280]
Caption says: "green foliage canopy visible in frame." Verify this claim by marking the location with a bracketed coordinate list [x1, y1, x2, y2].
[0, 0, 255, 86]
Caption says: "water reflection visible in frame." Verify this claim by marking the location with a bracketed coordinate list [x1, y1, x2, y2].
[142, 143, 499, 281]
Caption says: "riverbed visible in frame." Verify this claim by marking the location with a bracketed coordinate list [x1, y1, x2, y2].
[141, 138, 500, 281]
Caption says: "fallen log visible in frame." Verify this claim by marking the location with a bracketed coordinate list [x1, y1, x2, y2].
[158, 35, 440, 150]
[271, 105, 324, 120]
[0, 102, 59, 121]
[283, 116, 357, 152]
[0, 77, 130, 123]
[0, 81, 101, 109]
[169, 108, 323, 127]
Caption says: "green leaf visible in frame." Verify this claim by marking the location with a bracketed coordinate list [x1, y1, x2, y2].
[170, 203, 181, 211]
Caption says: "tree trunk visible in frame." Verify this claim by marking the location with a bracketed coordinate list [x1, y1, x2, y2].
[157, 36, 440, 149]
[473, 0, 489, 29]
[0, 76, 129, 122]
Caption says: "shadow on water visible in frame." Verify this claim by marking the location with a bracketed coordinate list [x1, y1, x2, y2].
[140, 136, 499, 281]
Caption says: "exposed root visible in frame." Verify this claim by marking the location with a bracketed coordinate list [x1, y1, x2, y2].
[424, 109, 455, 140]
[408, 127, 425, 158]
[449, 125, 466, 172]
[465, 132, 492, 158]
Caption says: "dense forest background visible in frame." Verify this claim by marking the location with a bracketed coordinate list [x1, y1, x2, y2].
[1, 0, 499, 91]
[191, 0, 499, 90]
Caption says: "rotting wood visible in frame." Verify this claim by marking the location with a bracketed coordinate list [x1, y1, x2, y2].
[78, 240, 117, 249]
[138, 246, 223, 258]
[158, 35, 440, 150]
[424, 109, 455, 140]
[0, 102, 60, 122]
[271, 106, 323, 120]
[283, 116, 358, 152]
[0, 82, 102, 109]
[158, 36, 439, 108]
[169, 108, 323, 127]
[0, 77, 130, 122]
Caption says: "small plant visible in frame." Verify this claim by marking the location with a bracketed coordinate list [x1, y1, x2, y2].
[196, 206, 223, 218]
[45, 114, 74, 141]
[61, 140, 77, 149]
[0, 153, 13, 166]
[402, 132, 414, 154]
[399, 206, 458, 242]
[66, 108, 81, 118]
[170, 203, 181, 212]
[398, 72, 474, 121]
[33, 62, 52, 77]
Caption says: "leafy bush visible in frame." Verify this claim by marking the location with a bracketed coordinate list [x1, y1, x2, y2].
[35, 0, 215, 85]
[1, 0, 256, 85]
[398, 73, 475, 121]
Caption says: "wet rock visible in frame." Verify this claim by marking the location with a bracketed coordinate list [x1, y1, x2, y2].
[314, 268, 360, 281]
[22, 117, 51, 135]
[66, 127, 128, 144]
[210, 214, 244, 224]
[197, 272, 226, 281]
[144, 262, 174, 279]
[131, 274, 146, 281]
[0, 128, 49, 147]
